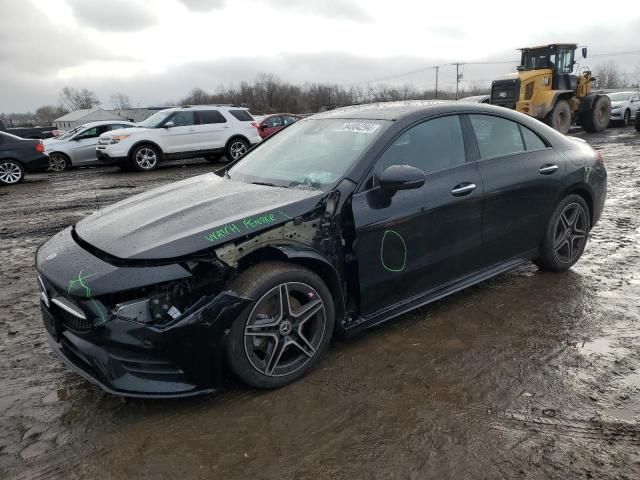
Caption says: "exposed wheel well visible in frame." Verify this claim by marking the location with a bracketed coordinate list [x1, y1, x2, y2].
[232, 246, 346, 334]
[49, 151, 70, 160]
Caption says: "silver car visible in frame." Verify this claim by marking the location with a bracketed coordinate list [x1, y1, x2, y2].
[44, 120, 135, 172]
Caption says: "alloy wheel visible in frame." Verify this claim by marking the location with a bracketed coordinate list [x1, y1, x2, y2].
[244, 282, 326, 377]
[0, 161, 23, 184]
[48, 154, 68, 172]
[135, 147, 157, 169]
[553, 202, 588, 264]
[229, 141, 247, 160]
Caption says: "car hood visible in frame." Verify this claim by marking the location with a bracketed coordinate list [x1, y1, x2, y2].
[74, 173, 324, 261]
[610, 101, 624, 108]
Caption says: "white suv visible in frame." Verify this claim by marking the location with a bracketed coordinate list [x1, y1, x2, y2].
[96, 105, 262, 171]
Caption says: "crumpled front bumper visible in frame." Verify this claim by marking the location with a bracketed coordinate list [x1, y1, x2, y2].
[42, 291, 250, 398]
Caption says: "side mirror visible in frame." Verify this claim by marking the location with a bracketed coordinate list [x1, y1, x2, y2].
[260, 124, 267, 130]
[163, 121, 175, 129]
[379, 165, 425, 194]
[582, 47, 588, 59]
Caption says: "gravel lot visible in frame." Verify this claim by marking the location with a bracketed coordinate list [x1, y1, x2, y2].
[1, 128, 640, 479]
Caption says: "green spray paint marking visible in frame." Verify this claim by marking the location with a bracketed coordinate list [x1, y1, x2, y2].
[67, 270, 97, 298]
[204, 210, 293, 242]
[380, 230, 407, 272]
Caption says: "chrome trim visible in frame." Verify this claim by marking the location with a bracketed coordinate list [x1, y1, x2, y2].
[451, 183, 476, 195]
[539, 165, 559, 174]
[51, 298, 87, 320]
[37, 275, 50, 308]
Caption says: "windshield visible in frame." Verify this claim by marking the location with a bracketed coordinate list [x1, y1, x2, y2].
[608, 92, 632, 102]
[229, 118, 389, 190]
[138, 110, 173, 128]
[58, 125, 83, 140]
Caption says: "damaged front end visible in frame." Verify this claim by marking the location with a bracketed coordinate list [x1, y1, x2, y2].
[36, 227, 251, 398]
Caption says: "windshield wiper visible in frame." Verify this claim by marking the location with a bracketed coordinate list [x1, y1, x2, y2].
[251, 181, 279, 187]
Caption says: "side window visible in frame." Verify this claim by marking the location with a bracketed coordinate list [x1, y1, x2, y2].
[75, 127, 99, 140]
[282, 116, 298, 126]
[556, 48, 574, 74]
[265, 116, 283, 128]
[469, 115, 524, 159]
[198, 110, 227, 124]
[374, 115, 466, 178]
[170, 111, 195, 127]
[519, 125, 546, 151]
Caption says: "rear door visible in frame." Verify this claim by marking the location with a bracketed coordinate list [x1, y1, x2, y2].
[161, 111, 198, 153]
[467, 114, 566, 266]
[196, 110, 230, 151]
[351, 115, 484, 315]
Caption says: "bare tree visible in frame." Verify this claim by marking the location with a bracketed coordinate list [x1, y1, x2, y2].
[181, 87, 211, 105]
[110, 93, 131, 109]
[594, 61, 628, 89]
[59, 86, 100, 111]
[35, 105, 68, 123]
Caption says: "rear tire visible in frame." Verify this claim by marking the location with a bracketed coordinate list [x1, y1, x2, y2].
[582, 95, 611, 133]
[0, 159, 25, 185]
[226, 261, 334, 389]
[225, 138, 250, 162]
[544, 99, 571, 134]
[48, 153, 70, 172]
[131, 144, 160, 172]
[534, 194, 590, 272]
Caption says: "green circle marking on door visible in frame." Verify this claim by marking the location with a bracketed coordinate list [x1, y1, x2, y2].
[380, 229, 407, 272]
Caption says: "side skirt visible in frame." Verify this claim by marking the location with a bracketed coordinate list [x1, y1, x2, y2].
[345, 253, 536, 335]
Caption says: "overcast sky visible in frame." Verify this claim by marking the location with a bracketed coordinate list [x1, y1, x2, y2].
[1, 0, 639, 112]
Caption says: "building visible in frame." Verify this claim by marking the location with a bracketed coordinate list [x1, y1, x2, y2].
[53, 106, 175, 129]
[53, 109, 122, 130]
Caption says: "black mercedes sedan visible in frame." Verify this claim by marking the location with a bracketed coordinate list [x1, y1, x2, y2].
[0, 131, 49, 185]
[36, 101, 607, 397]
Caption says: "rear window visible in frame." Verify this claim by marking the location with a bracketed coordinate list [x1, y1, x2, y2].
[198, 110, 227, 124]
[229, 110, 254, 121]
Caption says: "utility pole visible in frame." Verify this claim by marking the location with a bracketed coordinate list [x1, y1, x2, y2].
[434, 65, 439, 99]
[454, 63, 464, 100]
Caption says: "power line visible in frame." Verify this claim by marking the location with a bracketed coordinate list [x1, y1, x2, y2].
[350, 49, 640, 87]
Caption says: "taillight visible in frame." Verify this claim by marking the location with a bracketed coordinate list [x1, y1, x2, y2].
[595, 150, 604, 165]
[36, 141, 45, 153]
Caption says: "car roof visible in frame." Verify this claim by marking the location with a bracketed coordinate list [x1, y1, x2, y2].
[309, 100, 520, 121]
[178, 105, 249, 111]
[80, 120, 134, 128]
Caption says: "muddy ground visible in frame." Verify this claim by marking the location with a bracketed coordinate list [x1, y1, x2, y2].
[1, 128, 639, 479]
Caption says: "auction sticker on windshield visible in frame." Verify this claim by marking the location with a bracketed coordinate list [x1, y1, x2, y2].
[334, 122, 381, 134]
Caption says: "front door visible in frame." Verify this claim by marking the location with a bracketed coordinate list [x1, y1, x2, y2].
[161, 111, 198, 154]
[351, 115, 484, 316]
[71, 125, 110, 164]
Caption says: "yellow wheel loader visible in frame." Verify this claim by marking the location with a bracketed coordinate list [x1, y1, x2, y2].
[491, 44, 611, 134]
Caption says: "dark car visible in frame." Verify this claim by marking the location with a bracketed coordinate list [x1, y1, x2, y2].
[0, 119, 55, 139]
[36, 101, 606, 397]
[0, 131, 49, 185]
[257, 113, 302, 139]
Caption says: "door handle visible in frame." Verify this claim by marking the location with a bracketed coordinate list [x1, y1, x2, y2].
[539, 164, 558, 174]
[451, 182, 476, 196]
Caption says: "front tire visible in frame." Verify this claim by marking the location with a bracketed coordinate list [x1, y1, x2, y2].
[534, 195, 590, 272]
[131, 144, 160, 172]
[48, 153, 70, 172]
[544, 99, 571, 134]
[0, 160, 25, 185]
[226, 262, 335, 389]
[623, 109, 631, 127]
[582, 95, 612, 133]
